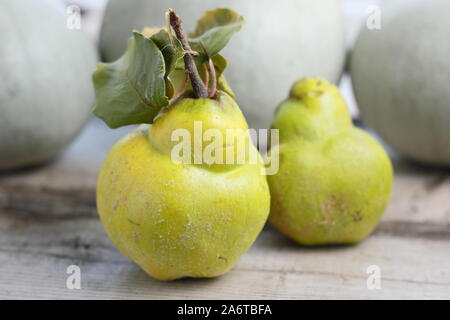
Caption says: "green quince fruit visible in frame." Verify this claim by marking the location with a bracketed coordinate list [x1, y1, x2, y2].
[97, 91, 270, 280]
[267, 78, 393, 245]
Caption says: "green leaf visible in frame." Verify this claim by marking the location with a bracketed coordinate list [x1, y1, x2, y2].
[92, 32, 169, 128]
[126, 31, 168, 107]
[93, 61, 161, 128]
[150, 29, 184, 77]
[189, 8, 244, 59]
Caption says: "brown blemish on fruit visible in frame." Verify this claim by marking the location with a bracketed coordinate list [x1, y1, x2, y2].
[318, 194, 347, 225]
[127, 218, 141, 226]
[132, 231, 140, 243]
[353, 211, 363, 222]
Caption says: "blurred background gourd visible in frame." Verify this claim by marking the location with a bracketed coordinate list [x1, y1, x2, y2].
[0, 0, 97, 170]
[99, 0, 346, 130]
[351, 0, 450, 166]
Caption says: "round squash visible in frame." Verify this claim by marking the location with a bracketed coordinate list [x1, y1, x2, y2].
[0, 0, 97, 170]
[99, 0, 346, 130]
[351, 0, 450, 166]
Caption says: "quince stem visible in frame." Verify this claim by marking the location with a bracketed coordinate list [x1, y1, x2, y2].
[168, 8, 209, 99]
[202, 63, 209, 88]
[208, 58, 217, 98]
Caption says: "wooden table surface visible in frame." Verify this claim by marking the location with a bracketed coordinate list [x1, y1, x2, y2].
[1, 118, 449, 300]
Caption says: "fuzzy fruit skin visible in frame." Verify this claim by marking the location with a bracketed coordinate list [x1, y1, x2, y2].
[268, 78, 393, 245]
[97, 92, 270, 280]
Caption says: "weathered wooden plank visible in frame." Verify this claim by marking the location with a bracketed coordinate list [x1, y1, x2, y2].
[384, 160, 450, 224]
[0, 186, 449, 300]
[0, 230, 449, 300]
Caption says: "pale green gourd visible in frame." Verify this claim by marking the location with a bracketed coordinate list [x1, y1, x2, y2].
[351, 0, 450, 166]
[0, 0, 97, 169]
